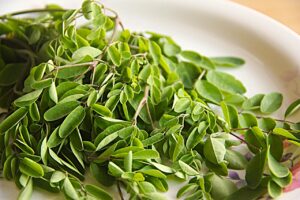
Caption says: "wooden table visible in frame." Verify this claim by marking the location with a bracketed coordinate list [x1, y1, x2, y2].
[233, 0, 300, 34]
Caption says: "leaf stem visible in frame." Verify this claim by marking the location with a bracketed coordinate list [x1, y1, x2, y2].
[198, 70, 206, 80]
[145, 101, 155, 129]
[229, 132, 261, 151]
[0, 9, 68, 20]
[55, 62, 95, 70]
[256, 116, 296, 124]
[132, 86, 150, 126]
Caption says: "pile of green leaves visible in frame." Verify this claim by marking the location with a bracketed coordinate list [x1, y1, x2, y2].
[1, 1, 300, 199]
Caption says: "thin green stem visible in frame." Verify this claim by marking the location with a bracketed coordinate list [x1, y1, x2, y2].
[0, 9, 68, 20]
[55, 62, 95, 70]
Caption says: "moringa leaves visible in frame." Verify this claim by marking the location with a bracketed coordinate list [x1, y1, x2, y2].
[204, 136, 226, 164]
[260, 92, 283, 114]
[0, 2, 296, 200]
[206, 70, 246, 94]
[0, 107, 27, 133]
[14, 90, 43, 107]
[19, 158, 44, 178]
[195, 80, 223, 104]
[44, 101, 80, 121]
[72, 46, 102, 60]
[59, 106, 86, 138]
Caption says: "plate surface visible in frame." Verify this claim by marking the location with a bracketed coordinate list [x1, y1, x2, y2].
[0, 0, 300, 199]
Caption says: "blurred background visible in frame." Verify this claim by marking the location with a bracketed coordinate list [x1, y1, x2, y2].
[233, 0, 300, 34]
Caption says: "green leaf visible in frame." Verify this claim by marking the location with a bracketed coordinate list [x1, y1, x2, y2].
[224, 149, 248, 170]
[149, 41, 162, 65]
[150, 162, 174, 173]
[140, 169, 167, 179]
[245, 150, 267, 189]
[176, 62, 199, 89]
[268, 180, 282, 198]
[70, 141, 84, 168]
[50, 171, 66, 183]
[258, 117, 276, 131]
[57, 65, 89, 79]
[163, 41, 181, 56]
[239, 113, 258, 128]
[107, 45, 121, 66]
[0, 107, 27, 133]
[147, 177, 168, 192]
[210, 56, 245, 68]
[139, 181, 156, 193]
[181, 50, 215, 70]
[94, 124, 125, 145]
[44, 101, 80, 121]
[268, 147, 289, 178]
[224, 186, 266, 200]
[209, 174, 237, 200]
[174, 98, 191, 113]
[273, 127, 298, 140]
[272, 172, 292, 187]
[59, 106, 86, 138]
[49, 81, 58, 104]
[82, 0, 102, 19]
[19, 157, 44, 178]
[285, 98, 300, 118]
[17, 178, 33, 200]
[186, 122, 208, 150]
[95, 132, 118, 151]
[203, 136, 226, 164]
[242, 94, 264, 111]
[72, 46, 102, 60]
[41, 137, 48, 165]
[29, 102, 40, 121]
[143, 193, 167, 200]
[0, 63, 24, 86]
[90, 163, 115, 186]
[108, 162, 124, 177]
[250, 126, 266, 148]
[133, 149, 159, 160]
[87, 90, 98, 107]
[178, 160, 199, 175]
[206, 70, 246, 94]
[220, 101, 239, 129]
[31, 78, 52, 90]
[47, 128, 62, 148]
[124, 151, 132, 172]
[86, 184, 113, 200]
[63, 176, 78, 200]
[91, 103, 112, 117]
[260, 92, 283, 114]
[177, 184, 198, 198]
[172, 134, 185, 162]
[142, 132, 164, 147]
[14, 89, 43, 107]
[269, 134, 283, 161]
[195, 80, 223, 104]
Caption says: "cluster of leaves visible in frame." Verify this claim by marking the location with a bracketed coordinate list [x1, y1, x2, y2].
[1, 0, 300, 199]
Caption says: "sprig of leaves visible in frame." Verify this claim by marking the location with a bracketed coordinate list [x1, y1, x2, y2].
[0, 0, 300, 200]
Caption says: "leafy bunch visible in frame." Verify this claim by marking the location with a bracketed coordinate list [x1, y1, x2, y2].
[0, 1, 300, 200]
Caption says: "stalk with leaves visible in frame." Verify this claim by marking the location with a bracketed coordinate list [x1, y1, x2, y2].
[0, 1, 300, 200]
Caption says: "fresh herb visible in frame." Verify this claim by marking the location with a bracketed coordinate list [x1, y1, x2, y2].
[0, 1, 299, 199]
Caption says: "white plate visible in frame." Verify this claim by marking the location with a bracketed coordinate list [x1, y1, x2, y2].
[0, 0, 300, 199]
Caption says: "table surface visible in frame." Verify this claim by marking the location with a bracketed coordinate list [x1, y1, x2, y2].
[233, 0, 300, 34]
